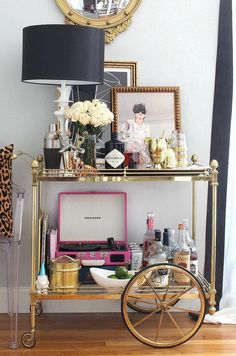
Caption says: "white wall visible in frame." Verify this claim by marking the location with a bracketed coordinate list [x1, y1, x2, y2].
[0, 0, 219, 312]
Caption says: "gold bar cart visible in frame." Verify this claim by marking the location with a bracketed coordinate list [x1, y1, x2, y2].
[21, 157, 218, 348]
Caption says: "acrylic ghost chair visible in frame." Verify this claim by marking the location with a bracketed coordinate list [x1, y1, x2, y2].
[0, 183, 24, 349]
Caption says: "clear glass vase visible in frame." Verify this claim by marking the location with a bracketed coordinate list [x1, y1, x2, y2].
[81, 134, 97, 168]
[171, 130, 188, 167]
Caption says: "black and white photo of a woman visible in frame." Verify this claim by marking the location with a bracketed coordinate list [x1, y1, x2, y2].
[120, 103, 151, 152]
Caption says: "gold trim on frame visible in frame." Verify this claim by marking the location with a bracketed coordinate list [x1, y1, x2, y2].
[56, 0, 142, 43]
[111, 86, 182, 133]
[104, 60, 137, 86]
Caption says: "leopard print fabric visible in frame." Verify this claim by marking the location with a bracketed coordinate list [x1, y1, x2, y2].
[0, 144, 13, 238]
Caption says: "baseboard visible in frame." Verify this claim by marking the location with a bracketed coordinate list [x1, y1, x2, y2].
[0, 287, 121, 313]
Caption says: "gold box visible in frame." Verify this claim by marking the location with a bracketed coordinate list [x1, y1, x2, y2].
[50, 255, 81, 293]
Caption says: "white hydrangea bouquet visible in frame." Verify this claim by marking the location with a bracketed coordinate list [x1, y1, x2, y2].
[64, 99, 114, 138]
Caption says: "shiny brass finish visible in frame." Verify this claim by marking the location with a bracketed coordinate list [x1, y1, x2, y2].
[191, 154, 198, 165]
[21, 332, 36, 348]
[31, 160, 39, 292]
[208, 160, 218, 315]
[192, 181, 196, 241]
[37, 165, 212, 182]
[191, 153, 198, 240]
[21, 302, 37, 348]
[121, 264, 206, 348]
[111, 86, 182, 133]
[55, 0, 142, 43]
[23, 157, 218, 347]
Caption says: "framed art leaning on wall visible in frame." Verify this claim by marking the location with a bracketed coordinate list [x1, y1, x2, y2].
[96, 61, 137, 109]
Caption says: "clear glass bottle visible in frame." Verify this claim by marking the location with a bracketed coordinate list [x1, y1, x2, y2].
[183, 219, 198, 276]
[105, 132, 125, 169]
[148, 229, 168, 286]
[143, 212, 156, 267]
[154, 229, 162, 251]
[166, 228, 179, 263]
[174, 223, 190, 284]
[148, 229, 167, 265]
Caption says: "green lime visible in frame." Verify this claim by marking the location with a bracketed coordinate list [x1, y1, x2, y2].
[115, 266, 128, 279]
[126, 273, 134, 279]
[108, 274, 118, 279]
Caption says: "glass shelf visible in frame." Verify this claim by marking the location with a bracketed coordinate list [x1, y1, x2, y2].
[31, 272, 210, 301]
[37, 166, 212, 182]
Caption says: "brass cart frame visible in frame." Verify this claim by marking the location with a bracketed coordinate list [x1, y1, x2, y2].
[21, 158, 218, 348]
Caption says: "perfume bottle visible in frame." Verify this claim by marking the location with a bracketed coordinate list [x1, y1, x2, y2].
[105, 132, 125, 169]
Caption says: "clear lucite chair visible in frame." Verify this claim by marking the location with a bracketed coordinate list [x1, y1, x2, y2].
[0, 184, 24, 349]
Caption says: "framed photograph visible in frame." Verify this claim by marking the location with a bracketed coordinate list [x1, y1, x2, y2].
[111, 86, 181, 139]
[96, 61, 137, 109]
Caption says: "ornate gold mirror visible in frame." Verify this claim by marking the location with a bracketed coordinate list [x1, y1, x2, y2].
[55, 0, 142, 43]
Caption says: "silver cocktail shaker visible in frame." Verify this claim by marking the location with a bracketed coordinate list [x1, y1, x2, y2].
[44, 123, 61, 169]
[44, 123, 60, 148]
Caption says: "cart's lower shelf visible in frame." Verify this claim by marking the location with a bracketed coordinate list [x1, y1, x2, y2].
[31, 274, 210, 301]
[23, 266, 212, 349]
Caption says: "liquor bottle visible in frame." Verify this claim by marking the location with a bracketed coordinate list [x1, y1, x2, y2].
[183, 219, 198, 276]
[148, 229, 167, 265]
[162, 228, 171, 261]
[143, 212, 156, 267]
[105, 132, 125, 169]
[174, 223, 190, 285]
[148, 229, 168, 286]
[163, 228, 179, 263]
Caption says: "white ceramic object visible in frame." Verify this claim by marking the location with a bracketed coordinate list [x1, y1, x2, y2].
[90, 268, 134, 289]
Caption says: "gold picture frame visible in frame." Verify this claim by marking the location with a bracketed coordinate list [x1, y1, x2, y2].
[111, 86, 182, 138]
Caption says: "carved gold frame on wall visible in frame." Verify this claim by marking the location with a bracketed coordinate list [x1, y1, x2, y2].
[111, 86, 182, 134]
[55, 0, 142, 43]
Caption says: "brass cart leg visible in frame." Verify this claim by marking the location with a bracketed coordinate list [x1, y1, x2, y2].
[22, 158, 41, 348]
[192, 180, 196, 241]
[21, 302, 36, 348]
[208, 160, 218, 315]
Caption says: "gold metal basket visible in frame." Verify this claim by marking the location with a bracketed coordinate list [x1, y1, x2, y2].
[50, 255, 81, 293]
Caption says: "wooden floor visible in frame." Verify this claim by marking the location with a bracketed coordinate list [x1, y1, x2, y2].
[0, 313, 236, 355]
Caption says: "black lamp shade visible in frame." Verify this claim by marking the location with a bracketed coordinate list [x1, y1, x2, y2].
[22, 24, 104, 85]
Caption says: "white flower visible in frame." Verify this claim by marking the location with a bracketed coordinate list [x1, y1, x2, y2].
[79, 113, 90, 125]
[64, 99, 114, 134]
[72, 101, 87, 113]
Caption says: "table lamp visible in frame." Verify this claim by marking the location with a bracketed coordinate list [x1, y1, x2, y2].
[22, 24, 105, 145]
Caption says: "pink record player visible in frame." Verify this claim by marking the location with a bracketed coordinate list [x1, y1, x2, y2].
[56, 192, 130, 266]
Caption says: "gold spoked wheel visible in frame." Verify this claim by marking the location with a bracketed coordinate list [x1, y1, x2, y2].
[121, 263, 206, 348]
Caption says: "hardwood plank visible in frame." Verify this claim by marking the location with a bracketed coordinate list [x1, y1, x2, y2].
[0, 313, 236, 355]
